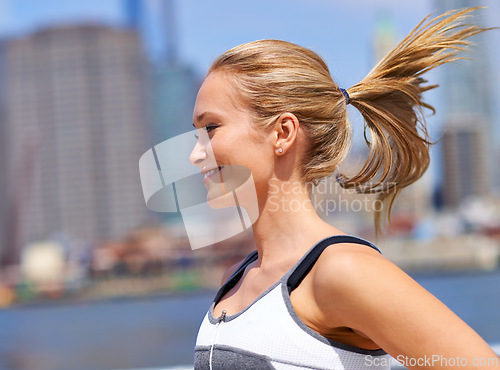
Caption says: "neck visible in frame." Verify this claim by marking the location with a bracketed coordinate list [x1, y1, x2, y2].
[249, 177, 343, 272]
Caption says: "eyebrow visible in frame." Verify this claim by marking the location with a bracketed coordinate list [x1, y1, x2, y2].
[192, 113, 205, 129]
[193, 112, 221, 127]
[196, 112, 206, 122]
[194, 112, 209, 124]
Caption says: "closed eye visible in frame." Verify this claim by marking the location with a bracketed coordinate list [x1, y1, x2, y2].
[204, 124, 219, 133]
[193, 124, 219, 140]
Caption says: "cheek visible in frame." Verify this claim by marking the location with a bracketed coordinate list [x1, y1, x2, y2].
[245, 149, 274, 182]
[209, 139, 230, 163]
[210, 131, 274, 174]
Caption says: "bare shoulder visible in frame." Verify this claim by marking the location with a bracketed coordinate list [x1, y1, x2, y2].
[309, 240, 420, 307]
[308, 241, 498, 363]
[312, 240, 397, 287]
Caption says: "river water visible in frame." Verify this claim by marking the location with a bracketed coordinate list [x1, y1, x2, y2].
[0, 270, 499, 370]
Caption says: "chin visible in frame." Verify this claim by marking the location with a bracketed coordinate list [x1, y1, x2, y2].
[206, 185, 236, 209]
[204, 166, 260, 224]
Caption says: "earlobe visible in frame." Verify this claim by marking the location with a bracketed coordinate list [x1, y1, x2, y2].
[275, 113, 299, 155]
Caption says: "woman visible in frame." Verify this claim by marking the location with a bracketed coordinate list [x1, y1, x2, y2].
[190, 8, 499, 370]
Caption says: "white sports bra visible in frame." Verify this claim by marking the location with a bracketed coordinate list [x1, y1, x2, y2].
[194, 235, 392, 369]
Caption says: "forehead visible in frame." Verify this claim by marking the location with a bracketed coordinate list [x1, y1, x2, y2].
[193, 72, 246, 122]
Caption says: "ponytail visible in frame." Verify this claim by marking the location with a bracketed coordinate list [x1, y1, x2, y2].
[336, 7, 490, 233]
[207, 8, 491, 234]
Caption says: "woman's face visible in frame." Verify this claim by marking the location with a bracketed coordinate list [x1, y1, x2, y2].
[190, 72, 274, 204]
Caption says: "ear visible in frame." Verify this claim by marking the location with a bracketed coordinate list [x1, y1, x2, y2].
[274, 113, 299, 155]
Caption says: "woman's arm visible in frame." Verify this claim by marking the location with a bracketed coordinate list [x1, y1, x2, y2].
[311, 245, 499, 369]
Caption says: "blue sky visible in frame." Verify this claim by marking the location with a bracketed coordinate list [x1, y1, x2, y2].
[0, 0, 497, 86]
[0, 0, 498, 170]
[176, 0, 431, 87]
[0, 1, 443, 86]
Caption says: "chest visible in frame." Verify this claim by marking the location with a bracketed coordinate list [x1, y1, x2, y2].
[212, 271, 278, 318]
[214, 266, 381, 351]
[196, 283, 391, 369]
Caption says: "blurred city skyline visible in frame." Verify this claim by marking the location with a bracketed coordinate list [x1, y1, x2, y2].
[0, 0, 500, 369]
[0, 0, 499, 296]
[0, 0, 498, 161]
[0, 0, 500, 370]
[0, 1, 498, 85]
[0, 3, 498, 367]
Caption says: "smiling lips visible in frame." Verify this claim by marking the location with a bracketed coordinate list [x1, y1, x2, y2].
[203, 166, 224, 183]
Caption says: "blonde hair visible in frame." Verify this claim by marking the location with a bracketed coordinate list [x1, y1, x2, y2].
[208, 8, 489, 233]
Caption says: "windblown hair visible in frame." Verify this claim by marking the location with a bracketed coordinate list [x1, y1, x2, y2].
[208, 8, 489, 233]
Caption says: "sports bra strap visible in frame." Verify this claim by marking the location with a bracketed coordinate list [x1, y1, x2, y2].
[287, 235, 381, 293]
[213, 235, 381, 304]
[214, 250, 258, 305]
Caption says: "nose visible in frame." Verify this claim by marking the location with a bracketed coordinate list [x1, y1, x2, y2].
[190, 140, 207, 166]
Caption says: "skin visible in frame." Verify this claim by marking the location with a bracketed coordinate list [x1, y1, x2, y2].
[190, 71, 499, 369]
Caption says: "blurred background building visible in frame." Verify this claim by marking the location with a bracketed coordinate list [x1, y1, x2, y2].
[0, 55, 7, 268]
[0, 0, 497, 369]
[1, 24, 151, 268]
[0, 0, 495, 291]
[436, 0, 498, 208]
[151, 64, 199, 141]
[440, 118, 490, 207]
[0, 0, 204, 270]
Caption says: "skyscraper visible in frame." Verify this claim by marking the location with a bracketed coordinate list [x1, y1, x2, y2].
[435, 0, 494, 122]
[1, 24, 152, 265]
[435, 0, 495, 207]
[123, 0, 178, 64]
[151, 64, 200, 141]
[372, 10, 397, 64]
[0, 48, 7, 264]
[440, 116, 490, 208]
